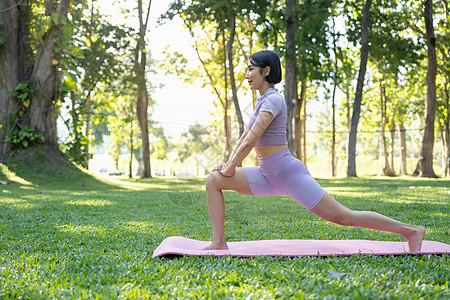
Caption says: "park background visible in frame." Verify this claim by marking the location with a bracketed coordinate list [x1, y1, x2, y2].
[1, 0, 449, 180]
[0, 0, 449, 299]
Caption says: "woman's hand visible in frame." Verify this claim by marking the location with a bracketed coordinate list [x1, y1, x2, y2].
[218, 164, 236, 177]
[212, 162, 235, 177]
[212, 162, 227, 173]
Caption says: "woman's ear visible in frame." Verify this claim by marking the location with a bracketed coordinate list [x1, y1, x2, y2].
[265, 66, 271, 77]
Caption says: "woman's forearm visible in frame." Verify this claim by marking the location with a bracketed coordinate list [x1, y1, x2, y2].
[227, 132, 247, 163]
[226, 141, 253, 170]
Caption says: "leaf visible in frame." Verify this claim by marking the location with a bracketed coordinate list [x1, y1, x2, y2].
[18, 93, 28, 101]
[16, 83, 28, 90]
[64, 77, 77, 91]
[22, 139, 28, 148]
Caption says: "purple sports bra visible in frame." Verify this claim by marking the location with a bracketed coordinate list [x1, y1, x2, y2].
[245, 88, 288, 146]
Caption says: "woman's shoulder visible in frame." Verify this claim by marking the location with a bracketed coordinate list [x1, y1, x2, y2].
[265, 91, 285, 106]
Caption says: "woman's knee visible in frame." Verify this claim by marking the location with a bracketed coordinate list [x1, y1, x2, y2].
[206, 171, 221, 190]
[310, 193, 357, 226]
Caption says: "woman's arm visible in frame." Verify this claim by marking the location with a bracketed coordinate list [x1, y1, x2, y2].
[212, 131, 248, 172]
[219, 111, 274, 176]
[228, 131, 248, 163]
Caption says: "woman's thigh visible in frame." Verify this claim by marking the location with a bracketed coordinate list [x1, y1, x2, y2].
[206, 168, 252, 195]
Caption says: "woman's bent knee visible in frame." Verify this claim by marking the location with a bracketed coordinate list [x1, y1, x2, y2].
[206, 171, 221, 190]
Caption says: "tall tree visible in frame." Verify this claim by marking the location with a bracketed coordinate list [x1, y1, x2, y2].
[225, 0, 244, 137]
[436, 0, 449, 177]
[163, 0, 251, 161]
[330, 12, 340, 177]
[135, 0, 152, 178]
[380, 80, 394, 176]
[412, 0, 438, 178]
[284, 0, 298, 154]
[0, 0, 71, 156]
[61, 0, 131, 167]
[347, 0, 372, 177]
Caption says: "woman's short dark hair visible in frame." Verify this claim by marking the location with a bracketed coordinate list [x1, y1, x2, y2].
[249, 50, 282, 84]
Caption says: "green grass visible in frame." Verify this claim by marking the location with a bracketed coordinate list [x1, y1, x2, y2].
[0, 151, 449, 299]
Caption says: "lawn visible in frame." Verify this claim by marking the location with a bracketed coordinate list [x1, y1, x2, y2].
[0, 152, 449, 299]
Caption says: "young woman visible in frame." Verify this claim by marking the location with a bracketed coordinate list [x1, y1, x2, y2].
[204, 50, 425, 252]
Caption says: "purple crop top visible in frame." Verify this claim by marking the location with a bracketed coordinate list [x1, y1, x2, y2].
[245, 88, 288, 146]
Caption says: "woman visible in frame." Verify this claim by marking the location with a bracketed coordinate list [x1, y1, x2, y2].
[204, 50, 425, 252]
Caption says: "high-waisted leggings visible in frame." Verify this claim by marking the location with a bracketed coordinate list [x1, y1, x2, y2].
[241, 149, 325, 210]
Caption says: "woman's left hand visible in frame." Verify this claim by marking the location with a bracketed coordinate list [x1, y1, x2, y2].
[218, 164, 236, 177]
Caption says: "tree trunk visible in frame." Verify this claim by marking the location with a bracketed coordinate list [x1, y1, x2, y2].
[399, 120, 408, 175]
[29, 0, 71, 147]
[439, 119, 449, 177]
[389, 119, 396, 174]
[0, 0, 31, 156]
[0, 0, 70, 155]
[301, 97, 307, 165]
[284, 0, 298, 155]
[444, 84, 450, 177]
[129, 124, 133, 178]
[331, 18, 338, 176]
[223, 34, 232, 162]
[136, 0, 152, 178]
[225, 0, 244, 137]
[294, 82, 306, 160]
[413, 0, 438, 178]
[440, 2, 450, 177]
[347, 0, 372, 177]
[380, 82, 394, 176]
[84, 90, 91, 169]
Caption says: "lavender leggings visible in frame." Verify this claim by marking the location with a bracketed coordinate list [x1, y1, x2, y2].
[241, 150, 325, 210]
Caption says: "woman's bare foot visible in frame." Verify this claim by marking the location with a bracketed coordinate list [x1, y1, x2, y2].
[202, 242, 228, 250]
[405, 226, 426, 253]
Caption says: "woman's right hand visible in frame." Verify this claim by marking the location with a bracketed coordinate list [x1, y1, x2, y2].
[212, 162, 226, 172]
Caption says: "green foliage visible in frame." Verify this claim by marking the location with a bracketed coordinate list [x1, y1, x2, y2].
[58, 1, 135, 166]
[4, 126, 45, 148]
[178, 122, 215, 163]
[59, 133, 89, 167]
[4, 82, 44, 148]
[0, 160, 449, 298]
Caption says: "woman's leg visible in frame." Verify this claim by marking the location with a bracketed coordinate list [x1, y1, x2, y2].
[309, 192, 426, 252]
[204, 168, 252, 250]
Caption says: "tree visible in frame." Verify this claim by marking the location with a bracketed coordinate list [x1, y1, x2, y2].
[347, 0, 372, 177]
[177, 122, 220, 174]
[329, 11, 341, 177]
[60, 0, 131, 167]
[135, 0, 153, 178]
[412, 0, 438, 178]
[225, 0, 245, 137]
[165, 0, 247, 136]
[436, 0, 449, 177]
[163, 0, 252, 162]
[284, 0, 298, 154]
[379, 79, 395, 176]
[0, 0, 71, 156]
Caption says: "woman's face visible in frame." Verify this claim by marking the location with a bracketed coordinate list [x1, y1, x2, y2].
[246, 62, 268, 91]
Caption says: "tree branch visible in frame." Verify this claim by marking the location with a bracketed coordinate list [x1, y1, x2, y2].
[404, 18, 425, 37]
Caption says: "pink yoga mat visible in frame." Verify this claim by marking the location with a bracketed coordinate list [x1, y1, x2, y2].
[152, 236, 450, 258]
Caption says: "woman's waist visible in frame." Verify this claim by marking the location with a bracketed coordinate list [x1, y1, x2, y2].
[254, 145, 289, 158]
